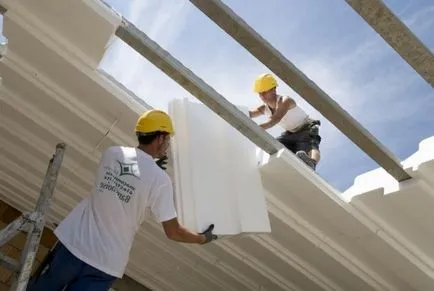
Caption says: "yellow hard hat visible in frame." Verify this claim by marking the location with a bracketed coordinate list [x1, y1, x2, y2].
[135, 109, 175, 135]
[253, 73, 278, 93]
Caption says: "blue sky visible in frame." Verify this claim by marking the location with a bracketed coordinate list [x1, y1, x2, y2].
[1, 1, 433, 192]
[99, 0, 434, 192]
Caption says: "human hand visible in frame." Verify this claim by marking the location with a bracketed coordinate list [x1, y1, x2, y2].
[156, 155, 168, 170]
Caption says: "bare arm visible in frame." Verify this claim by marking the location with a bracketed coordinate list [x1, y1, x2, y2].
[153, 166, 217, 244]
[259, 97, 295, 130]
[162, 217, 206, 244]
[248, 104, 265, 118]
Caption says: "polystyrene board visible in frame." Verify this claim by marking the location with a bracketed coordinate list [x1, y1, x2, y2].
[343, 136, 434, 201]
[401, 136, 434, 170]
[4, 0, 122, 68]
[168, 98, 271, 235]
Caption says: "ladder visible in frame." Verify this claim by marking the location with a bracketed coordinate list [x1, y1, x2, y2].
[0, 143, 66, 291]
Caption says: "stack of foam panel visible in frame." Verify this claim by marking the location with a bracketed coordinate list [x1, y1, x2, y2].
[168, 98, 271, 236]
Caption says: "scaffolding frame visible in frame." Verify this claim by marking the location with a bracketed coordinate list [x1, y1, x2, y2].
[0, 143, 66, 291]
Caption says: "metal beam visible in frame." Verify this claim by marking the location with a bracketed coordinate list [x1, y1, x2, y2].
[345, 0, 434, 88]
[115, 18, 283, 155]
[187, 0, 411, 182]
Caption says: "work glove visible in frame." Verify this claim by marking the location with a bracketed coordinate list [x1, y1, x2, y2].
[155, 155, 168, 170]
[200, 224, 218, 244]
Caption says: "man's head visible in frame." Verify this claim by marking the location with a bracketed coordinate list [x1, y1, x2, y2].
[135, 109, 175, 158]
[253, 73, 278, 103]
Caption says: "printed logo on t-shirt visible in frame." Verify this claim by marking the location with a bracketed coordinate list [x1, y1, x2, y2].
[98, 161, 139, 203]
[118, 161, 140, 178]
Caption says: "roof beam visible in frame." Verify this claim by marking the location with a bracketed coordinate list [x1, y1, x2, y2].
[115, 18, 283, 155]
[345, 0, 434, 88]
[186, 0, 411, 182]
[3, 0, 411, 181]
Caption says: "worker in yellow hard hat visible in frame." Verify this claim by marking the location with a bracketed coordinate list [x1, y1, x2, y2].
[135, 109, 175, 170]
[249, 73, 322, 170]
[27, 109, 217, 291]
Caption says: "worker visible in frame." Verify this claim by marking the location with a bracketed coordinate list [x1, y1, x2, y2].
[249, 73, 321, 170]
[27, 109, 217, 291]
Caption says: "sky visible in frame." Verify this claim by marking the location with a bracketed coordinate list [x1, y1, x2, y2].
[1, 1, 433, 192]
[98, 0, 434, 192]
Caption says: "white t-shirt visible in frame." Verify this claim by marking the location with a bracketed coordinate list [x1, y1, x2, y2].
[263, 97, 309, 132]
[54, 146, 177, 278]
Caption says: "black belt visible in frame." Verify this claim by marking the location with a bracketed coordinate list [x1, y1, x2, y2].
[298, 119, 320, 131]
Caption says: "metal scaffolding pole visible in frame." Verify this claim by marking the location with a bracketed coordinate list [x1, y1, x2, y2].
[345, 0, 434, 88]
[0, 143, 66, 291]
[116, 0, 410, 182]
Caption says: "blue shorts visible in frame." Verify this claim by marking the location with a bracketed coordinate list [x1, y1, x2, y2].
[26, 242, 116, 291]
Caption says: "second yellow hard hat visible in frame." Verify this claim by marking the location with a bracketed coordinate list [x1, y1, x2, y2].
[253, 73, 278, 93]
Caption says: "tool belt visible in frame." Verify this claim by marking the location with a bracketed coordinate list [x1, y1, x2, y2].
[294, 118, 320, 133]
